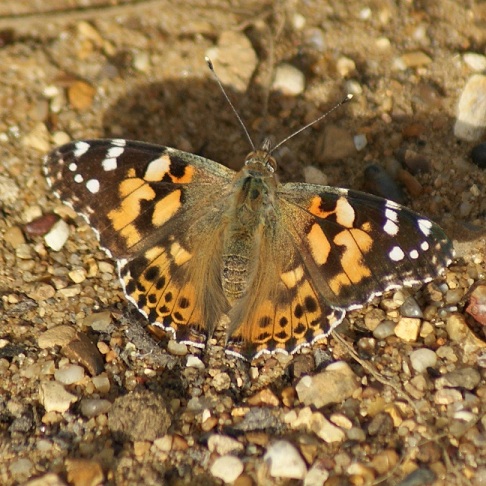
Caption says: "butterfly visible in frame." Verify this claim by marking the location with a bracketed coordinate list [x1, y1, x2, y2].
[44, 135, 454, 359]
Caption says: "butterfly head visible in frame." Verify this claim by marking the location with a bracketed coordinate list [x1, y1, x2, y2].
[244, 138, 277, 176]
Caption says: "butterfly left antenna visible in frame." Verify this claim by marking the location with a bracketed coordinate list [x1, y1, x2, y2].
[205, 57, 256, 152]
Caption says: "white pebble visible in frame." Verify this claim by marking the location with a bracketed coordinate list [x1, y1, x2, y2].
[54, 364, 85, 385]
[44, 219, 70, 251]
[454, 74, 486, 141]
[210, 455, 244, 483]
[409, 348, 437, 373]
[186, 355, 205, 369]
[272, 63, 305, 96]
[39, 381, 77, 413]
[264, 440, 307, 479]
[353, 134, 368, 151]
[463, 52, 486, 72]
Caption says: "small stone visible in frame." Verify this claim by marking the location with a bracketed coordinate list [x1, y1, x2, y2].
[62, 332, 104, 376]
[210, 455, 244, 484]
[4, 226, 26, 248]
[465, 283, 486, 325]
[394, 51, 432, 70]
[80, 398, 112, 418]
[264, 440, 307, 479]
[296, 361, 360, 408]
[22, 122, 50, 152]
[84, 311, 112, 332]
[436, 368, 481, 390]
[410, 348, 437, 373]
[0, 175, 20, 206]
[316, 125, 356, 162]
[272, 63, 305, 95]
[24, 472, 65, 486]
[25, 213, 58, 237]
[186, 355, 205, 369]
[167, 340, 188, 356]
[434, 388, 463, 405]
[394, 317, 421, 342]
[304, 460, 330, 486]
[363, 164, 406, 204]
[471, 142, 486, 169]
[311, 413, 346, 443]
[27, 283, 56, 302]
[400, 296, 424, 318]
[68, 80, 96, 111]
[44, 219, 70, 251]
[68, 268, 87, 284]
[108, 390, 171, 441]
[446, 313, 469, 342]
[91, 373, 110, 393]
[364, 308, 386, 331]
[373, 321, 396, 340]
[38, 325, 77, 348]
[370, 449, 399, 475]
[65, 458, 104, 486]
[303, 165, 327, 185]
[208, 434, 244, 455]
[463, 52, 486, 72]
[353, 133, 367, 151]
[9, 458, 33, 482]
[206, 30, 257, 92]
[454, 74, 486, 141]
[39, 381, 78, 413]
[212, 371, 231, 391]
[336, 56, 356, 77]
[247, 388, 279, 407]
[54, 364, 85, 385]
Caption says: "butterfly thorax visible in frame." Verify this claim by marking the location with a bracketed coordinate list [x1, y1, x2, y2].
[221, 152, 278, 303]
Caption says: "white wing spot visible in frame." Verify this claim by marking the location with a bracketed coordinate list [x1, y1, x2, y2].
[102, 158, 118, 171]
[107, 146, 124, 158]
[385, 199, 401, 211]
[73, 141, 90, 158]
[74, 174, 83, 183]
[383, 219, 399, 236]
[389, 246, 405, 262]
[385, 208, 399, 222]
[86, 179, 100, 194]
[112, 139, 127, 147]
[421, 241, 430, 251]
[68, 162, 78, 172]
[410, 249, 419, 259]
[418, 218, 433, 236]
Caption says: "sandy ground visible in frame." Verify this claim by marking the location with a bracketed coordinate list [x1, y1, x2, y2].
[0, 1, 485, 485]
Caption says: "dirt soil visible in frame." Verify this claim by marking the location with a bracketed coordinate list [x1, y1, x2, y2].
[0, 1, 485, 485]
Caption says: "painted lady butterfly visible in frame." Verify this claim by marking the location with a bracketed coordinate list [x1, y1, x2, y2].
[44, 127, 453, 358]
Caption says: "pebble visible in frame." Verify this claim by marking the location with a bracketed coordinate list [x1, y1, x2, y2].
[311, 412, 346, 443]
[24, 472, 65, 486]
[91, 373, 110, 393]
[303, 165, 328, 185]
[434, 388, 463, 405]
[393, 51, 432, 70]
[22, 122, 50, 152]
[409, 348, 437, 373]
[68, 268, 87, 284]
[446, 313, 469, 342]
[394, 317, 421, 342]
[363, 164, 406, 204]
[79, 398, 112, 418]
[37, 325, 77, 349]
[370, 449, 399, 475]
[39, 380, 78, 413]
[207, 434, 244, 455]
[186, 355, 205, 369]
[0, 174, 20, 206]
[465, 283, 486, 325]
[247, 388, 279, 407]
[463, 52, 486, 72]
[84, 311, 113, 332]
[398, 467, 436, 486]
[353, 133, 367, 151]
[25, 213, 58, 237]
[107, 390, 171, 441]
[373, 320, 397, 339]
[454, 74, 486, 141]
[28, 283, 56, 302]
[263, 440, 307, 479]
[435, 367, 481, 390]
[400, 296, 424, 318]
[62, 332, 105, 376]
[68, 80, 96, 111]
[44, 219, 70, 251]
[65, 458, 104, 486]
[9, 458, 33, 482]
[304, 460, 330, 486]
[167, 340, 188, 356]
[296, 361, 360, 408]
[471, 142, 486, 169]
[315, 125, 356, 162]
[272, 63, 305, 96]
[210, 455, 244, 483]
[3, 226, 26, 248]
[205, 30, 257, 92]
[54, 364, 85, 385]
[364, 308, 386, 331]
